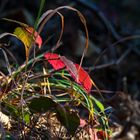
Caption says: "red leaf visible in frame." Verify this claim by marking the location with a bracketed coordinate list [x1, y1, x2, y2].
[25, 27, 42, 48]
[97, 130, 109, 139]
[44, 53, 65, 70]
[44, 53, 92, 92]
[74, 64, 92, 92]
[60, 56, 92, 92]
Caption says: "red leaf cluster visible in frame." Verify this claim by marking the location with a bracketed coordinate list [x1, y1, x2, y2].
[44, 53, 92, 92]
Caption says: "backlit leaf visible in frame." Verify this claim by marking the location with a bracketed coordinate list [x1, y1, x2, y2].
[14, 27, 32, 63]
[73, 64, 92, 92]
[44, 53, 92, 92]
[44, 53, 65, 70]
[14, 27, 42, 63]
[60, 57, 92, 92]
[25, 27, 42, 48]
[3, 18, 42, 63]
[3, 18, 42, 49]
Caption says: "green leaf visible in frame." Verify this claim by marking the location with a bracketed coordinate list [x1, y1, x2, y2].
[90, 95, 105, 112]
[28, 96, 56, 113]
[23, 112, 30, 124]
[56, 105, 80, 136]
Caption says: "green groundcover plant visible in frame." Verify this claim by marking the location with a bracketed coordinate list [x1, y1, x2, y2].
[0, 1, 111, 139]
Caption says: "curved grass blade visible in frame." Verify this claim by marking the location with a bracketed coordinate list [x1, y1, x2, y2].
[38, 6, 89, 67]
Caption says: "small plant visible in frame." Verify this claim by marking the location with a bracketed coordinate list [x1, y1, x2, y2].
[0, 2, 110, 140]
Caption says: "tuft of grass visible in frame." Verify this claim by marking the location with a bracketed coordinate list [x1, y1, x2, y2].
[0, 2, 110, 139]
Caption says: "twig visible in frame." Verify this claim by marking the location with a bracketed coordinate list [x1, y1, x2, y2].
[75, 0, 121, 40]
[88, 61, 115, 70]
[116, 48, 131, 65]
[86, 47, 131, 71]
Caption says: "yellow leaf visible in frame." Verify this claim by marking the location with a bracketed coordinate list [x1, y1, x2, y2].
[14, 27, 33, 63]
[3, 18, 42, 60]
